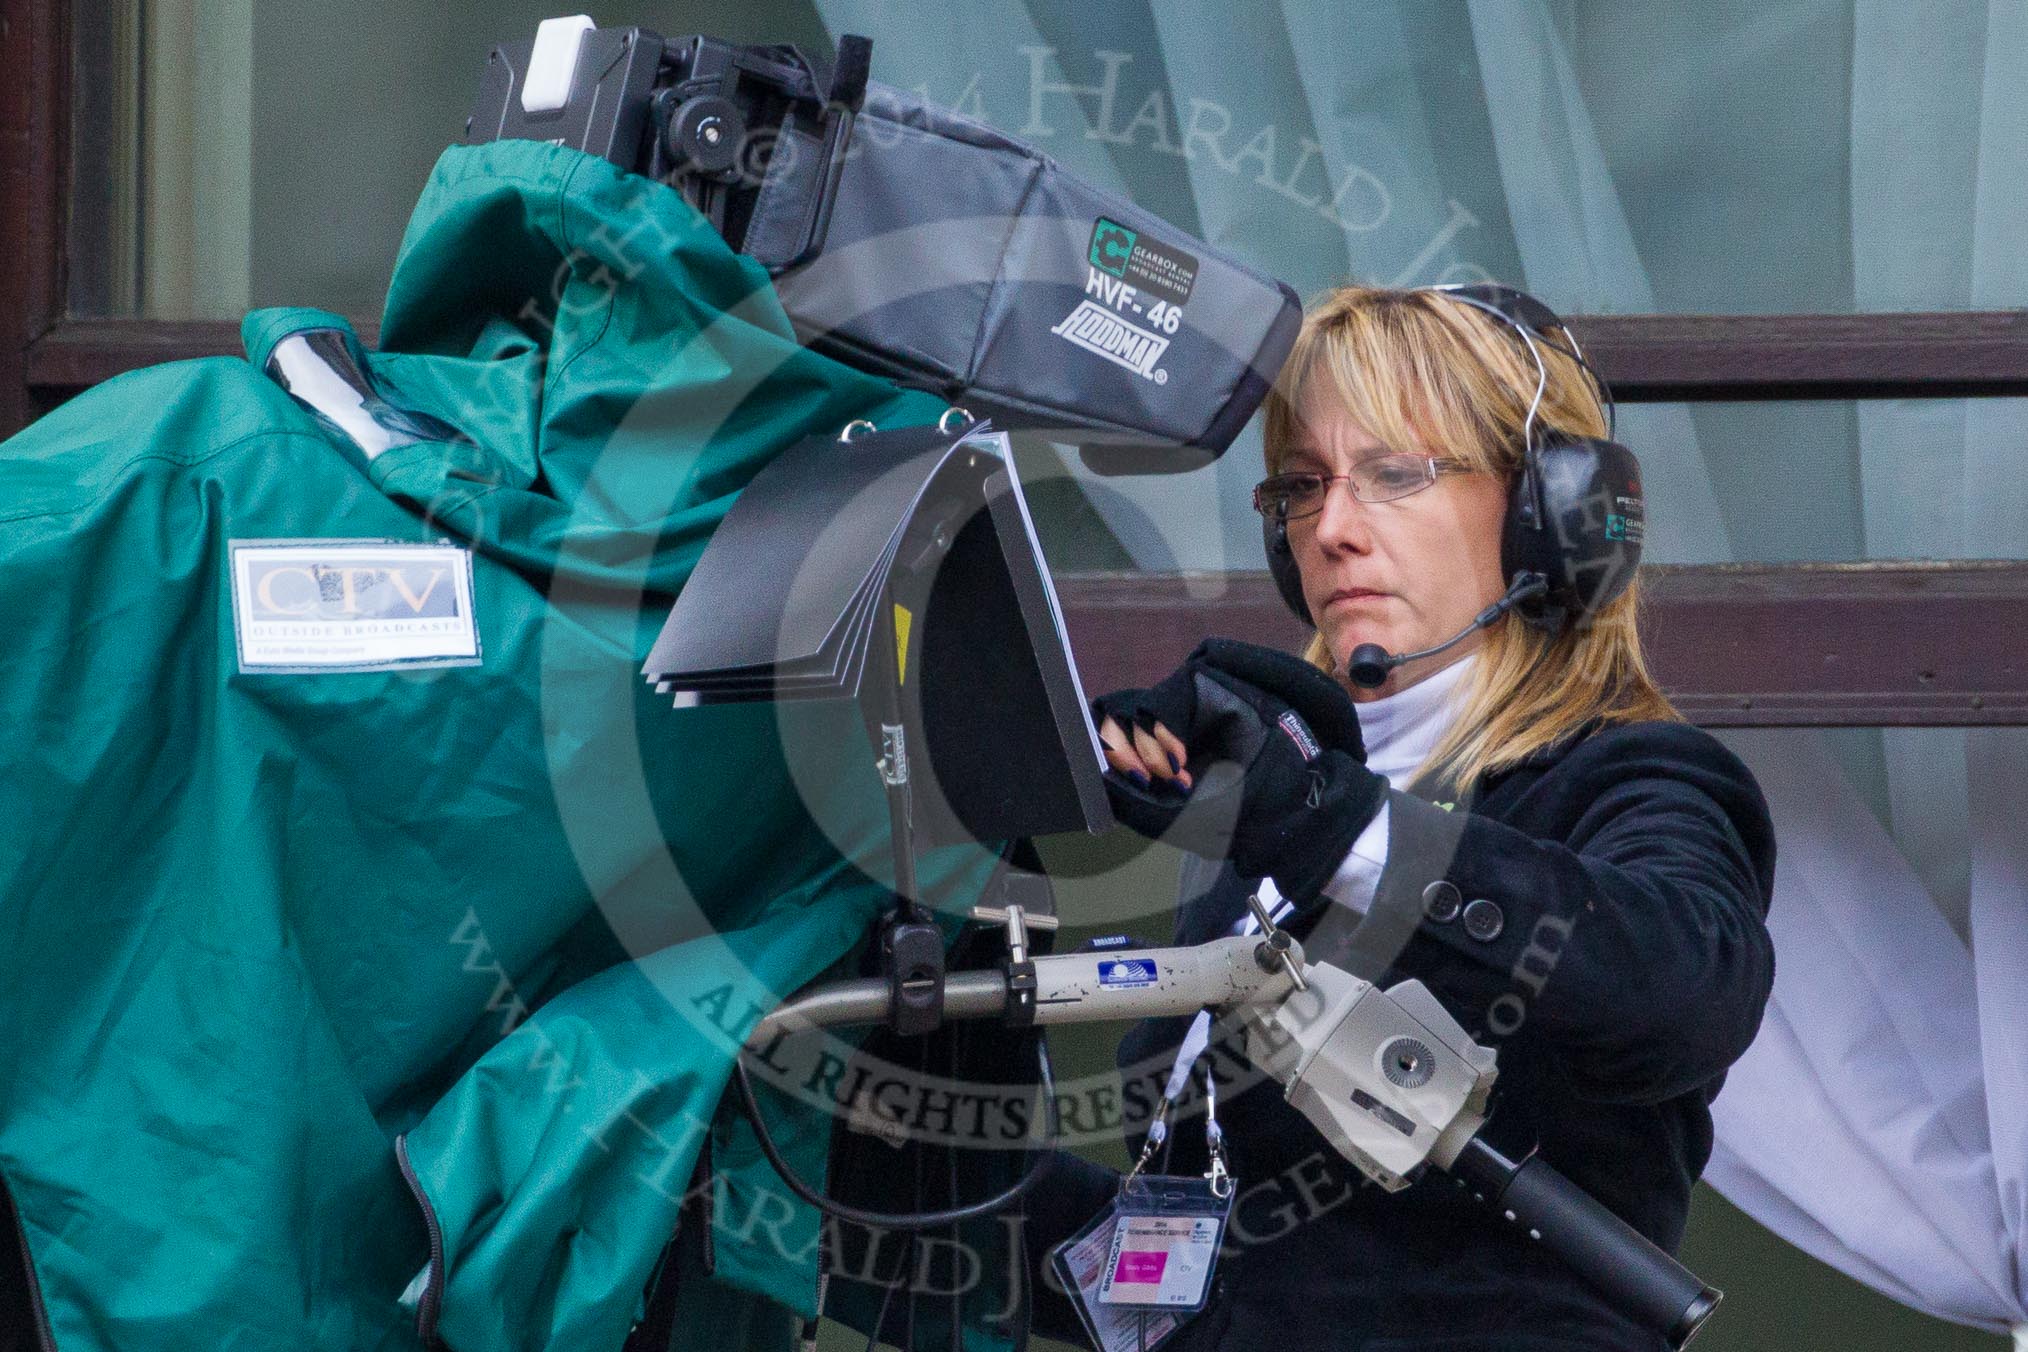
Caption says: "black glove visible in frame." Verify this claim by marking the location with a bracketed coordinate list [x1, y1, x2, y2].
[1092, 639, 1388, 904]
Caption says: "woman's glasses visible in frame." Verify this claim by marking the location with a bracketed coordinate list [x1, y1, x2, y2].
[1251, 454, 1470, 521]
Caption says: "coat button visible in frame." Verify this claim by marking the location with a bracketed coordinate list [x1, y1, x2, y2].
[1462, 898, 1504, 942]
[1421, 880, 1462, 922]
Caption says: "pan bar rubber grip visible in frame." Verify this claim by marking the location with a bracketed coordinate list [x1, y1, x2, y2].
[1450, 1135, 1721, 1349]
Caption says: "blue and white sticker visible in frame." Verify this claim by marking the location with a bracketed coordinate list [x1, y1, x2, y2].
[1098, 958, 1159, 989]
[229, 539, 481, 674]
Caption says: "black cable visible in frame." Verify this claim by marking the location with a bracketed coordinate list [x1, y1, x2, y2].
[944, 1025, 964, 1352]
[903, 1030, 924, 1352]
[728, 1031, 1062, 1231]
[864, 1233, 916, 1352]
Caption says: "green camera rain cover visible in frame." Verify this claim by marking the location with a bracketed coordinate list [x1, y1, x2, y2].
[0, 139, 1009, 1351]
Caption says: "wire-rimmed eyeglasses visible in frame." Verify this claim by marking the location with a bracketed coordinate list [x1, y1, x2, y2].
[1251, 454, 1471, 521]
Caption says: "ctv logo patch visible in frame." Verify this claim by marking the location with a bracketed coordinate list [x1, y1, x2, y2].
[242, 559, 459, 620]
[229, 540, 481, 673]
[1050, 300, 1170, 382]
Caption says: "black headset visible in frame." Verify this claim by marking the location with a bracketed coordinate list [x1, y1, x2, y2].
[1264, 283, 1644, 641]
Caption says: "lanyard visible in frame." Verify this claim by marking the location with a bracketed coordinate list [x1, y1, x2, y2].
[1125, 1058, 1232, 1200]
[1160, 881, 1298, 1157]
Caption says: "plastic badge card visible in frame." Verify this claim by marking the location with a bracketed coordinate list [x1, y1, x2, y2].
[1097, 1174, 1231, 1311]
[1050, 1195, 1186, 1352]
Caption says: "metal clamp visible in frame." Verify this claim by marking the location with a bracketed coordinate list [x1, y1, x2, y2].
[839, 418, 877, 443]
[967, 904, 1062, 933]
[1245, 888, 1307, 993]
[882, 915, 946, 1037]
[976, 902, 1059, 1029]
[937, 406, 974, 435]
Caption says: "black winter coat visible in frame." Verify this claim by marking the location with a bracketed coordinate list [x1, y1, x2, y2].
[1025, 718, 1777, 1352]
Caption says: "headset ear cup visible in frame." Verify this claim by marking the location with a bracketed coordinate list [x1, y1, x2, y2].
[1501, 450, 1561, 629]
[1263, 512, 1313, 626]
[1502, 435, 1645, 627]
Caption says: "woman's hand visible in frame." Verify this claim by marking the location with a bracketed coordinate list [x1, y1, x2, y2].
[1087, 639, 1386, 903]
[1094, 697, 1194, 793]
[1092, 639, 1367, 786]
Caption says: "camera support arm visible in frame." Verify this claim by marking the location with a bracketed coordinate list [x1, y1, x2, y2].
[745, 904, 1720, 1348]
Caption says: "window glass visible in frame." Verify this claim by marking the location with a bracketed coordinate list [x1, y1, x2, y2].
[1626, 398, 2028, 565]
[77, 2, 2028, 320]
[64, 3, 2028, 571]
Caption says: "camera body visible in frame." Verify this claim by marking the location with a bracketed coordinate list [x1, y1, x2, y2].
[466, 24, 864, 267]
[466, 19, 1299, 471]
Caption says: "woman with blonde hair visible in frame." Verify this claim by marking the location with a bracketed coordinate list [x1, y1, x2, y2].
[1029, 284, 1777, 1351]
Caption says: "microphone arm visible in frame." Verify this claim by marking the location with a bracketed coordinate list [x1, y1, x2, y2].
[1346, 572, 1549, 690]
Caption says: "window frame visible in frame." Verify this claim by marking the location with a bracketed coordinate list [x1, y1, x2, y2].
[4, 0, 2024, 726]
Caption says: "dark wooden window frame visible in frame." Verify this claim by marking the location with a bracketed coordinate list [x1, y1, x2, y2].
[5, 0, 2025, 725]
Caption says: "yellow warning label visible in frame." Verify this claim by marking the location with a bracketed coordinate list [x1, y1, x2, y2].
[894, 603, 914, 685]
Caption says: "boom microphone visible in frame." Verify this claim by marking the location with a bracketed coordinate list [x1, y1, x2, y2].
[1345, 573, 1550, 690]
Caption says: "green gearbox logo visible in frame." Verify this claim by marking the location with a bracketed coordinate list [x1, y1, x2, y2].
[1090, 219, 1136, 277]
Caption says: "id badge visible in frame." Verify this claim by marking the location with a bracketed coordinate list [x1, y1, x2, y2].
[1096, 1173, 1232, 1311]
[1049, 1054, 1235, 1350]
[1049, 1193, 1188, 1352]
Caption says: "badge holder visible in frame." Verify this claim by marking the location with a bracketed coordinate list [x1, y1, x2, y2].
[1050, 1063, 1235, 1352]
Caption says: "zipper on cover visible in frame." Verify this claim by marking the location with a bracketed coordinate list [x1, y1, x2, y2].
[394, 1136, 447, 1347]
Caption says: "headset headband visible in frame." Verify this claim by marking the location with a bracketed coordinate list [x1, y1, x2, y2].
[1421, 283, 1616, 441]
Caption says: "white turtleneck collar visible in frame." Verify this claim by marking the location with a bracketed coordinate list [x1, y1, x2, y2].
[1353, 652, 1477, 791]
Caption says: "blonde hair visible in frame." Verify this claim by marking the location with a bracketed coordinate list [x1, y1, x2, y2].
[1261, 284, 1678, 795]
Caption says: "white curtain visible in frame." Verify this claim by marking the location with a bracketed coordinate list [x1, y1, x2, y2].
[1466, 0, 2028, 1342]
[1701, 0, 2028, 1341]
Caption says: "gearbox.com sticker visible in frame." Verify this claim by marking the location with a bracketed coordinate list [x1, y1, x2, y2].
[1088, 217, 1199, 306]
[229, 539, 481, 673]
